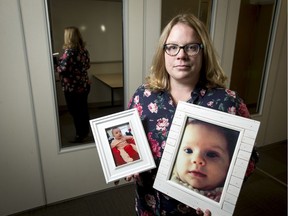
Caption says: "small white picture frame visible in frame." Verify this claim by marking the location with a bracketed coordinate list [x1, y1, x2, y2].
[90, 108, 156, 183]
[153, 101, 260, 216]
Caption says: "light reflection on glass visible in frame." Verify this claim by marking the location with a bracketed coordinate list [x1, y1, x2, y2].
[100, 24, 106, 32]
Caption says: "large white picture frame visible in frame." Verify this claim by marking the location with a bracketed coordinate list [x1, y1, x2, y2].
[153, 101, 260, 216]
[90, 108, 155, 183]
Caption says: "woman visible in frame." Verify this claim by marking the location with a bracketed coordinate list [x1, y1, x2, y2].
[127, 14, 258, 215]
[56, 26, 91, 143]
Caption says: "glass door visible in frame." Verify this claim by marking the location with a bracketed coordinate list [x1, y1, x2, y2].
[230, 0, 278, 114]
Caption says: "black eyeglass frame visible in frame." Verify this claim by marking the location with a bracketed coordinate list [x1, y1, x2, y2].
[163, 43, 204, 56]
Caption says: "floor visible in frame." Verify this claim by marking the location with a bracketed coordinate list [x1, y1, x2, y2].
[233, 141, 287, 216]
[11, 99, 288, 216]
[59, 104, 124, 148]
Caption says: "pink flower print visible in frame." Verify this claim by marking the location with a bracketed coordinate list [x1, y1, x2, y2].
[168, 99, 173, 106]
[139, 211, 154, 216]
[156, 118, 169, 131]
[228, 106, 236, 115]
[147, 132, 153, 139]
[238, 102, 251, 118]
[151, 141, 161, 158]
[127, 97, 133, 108]
[145, 194, 156, 208]
[161, 129, 167, 137]
[161, 140, 166, 149]
[177, 204, 192, 214]
[226, 89, 236, 98]
[134, 95, 140, 104]
[200, 89, 206, 96]
[148, 132, 161, 158]
[144, 89, 151, 97]
[207, 101, 214, 107]
[245, 160, 256, 178]
[134, 103, 143, 116]
[148, 102, 158, 113]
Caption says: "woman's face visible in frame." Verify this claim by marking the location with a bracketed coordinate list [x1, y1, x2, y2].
[174, 123, 230, 190]
[164, 23, 203, 86]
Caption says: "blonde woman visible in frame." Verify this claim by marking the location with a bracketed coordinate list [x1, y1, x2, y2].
[127, 14, 258, 216]
[56, 26, 91, 143]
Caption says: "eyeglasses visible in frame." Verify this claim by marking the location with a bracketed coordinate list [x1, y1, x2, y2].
[163, 43, 203, 56]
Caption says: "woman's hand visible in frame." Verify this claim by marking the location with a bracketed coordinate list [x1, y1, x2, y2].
[123, 173, 211, 216]
[114, 180, 120, 185]
[114, 173, 139, 185]
[196, 208, 211, 216]
[125, 173, 139, 182]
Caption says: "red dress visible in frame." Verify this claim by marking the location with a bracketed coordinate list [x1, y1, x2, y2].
[112, 138, 140, 166]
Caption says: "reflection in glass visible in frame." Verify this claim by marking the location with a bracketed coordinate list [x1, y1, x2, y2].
[47, 0, 124, 148]
[161, 0, 212, 30]
[230, 0, 277, 114]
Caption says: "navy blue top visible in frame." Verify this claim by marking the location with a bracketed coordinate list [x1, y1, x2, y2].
[56, 48, 90, 93]
[128, 84, 254, 216]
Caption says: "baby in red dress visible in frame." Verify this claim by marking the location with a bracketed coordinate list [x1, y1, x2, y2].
[110, 127, 139, 163]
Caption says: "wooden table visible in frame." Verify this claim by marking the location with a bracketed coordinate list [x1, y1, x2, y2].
[92, 73, 123, 106]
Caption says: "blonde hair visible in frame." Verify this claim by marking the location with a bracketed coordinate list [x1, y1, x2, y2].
[146, 14, 227, 90]
[63, 26, 86, 49]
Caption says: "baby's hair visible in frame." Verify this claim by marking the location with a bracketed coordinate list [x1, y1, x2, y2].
[111, 127, 120, 136]
[186, 118, 239, 160]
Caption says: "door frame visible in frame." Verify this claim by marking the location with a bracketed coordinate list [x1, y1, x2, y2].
[211, 0, 285, 146]
[19, 0, 161, 204]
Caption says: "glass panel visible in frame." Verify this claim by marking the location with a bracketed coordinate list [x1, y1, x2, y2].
[161, 0, 212, 30]
[230, 0, 277, 114]
[47, 0, 124, 148]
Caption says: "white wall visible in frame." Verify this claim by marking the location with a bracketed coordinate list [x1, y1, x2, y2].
[0, 0, 45, 214]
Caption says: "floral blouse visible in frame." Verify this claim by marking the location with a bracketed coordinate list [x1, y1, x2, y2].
[128, 84, 258, 216]
[56, 48, 90, 93]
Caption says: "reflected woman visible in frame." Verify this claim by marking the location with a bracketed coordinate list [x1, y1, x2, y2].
[55, 26, 91, 143]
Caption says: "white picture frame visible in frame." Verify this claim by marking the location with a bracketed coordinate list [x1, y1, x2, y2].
[153, 101, 260, 216]
[90, 108, 156, 183]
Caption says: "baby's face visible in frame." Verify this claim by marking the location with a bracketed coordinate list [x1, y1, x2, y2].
[175, 123, 230, 190]
[112, 128, 123, 139]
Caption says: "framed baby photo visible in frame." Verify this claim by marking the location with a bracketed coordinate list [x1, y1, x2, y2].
[90, 108, 155, 183]
[153, 101, 260, 216]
